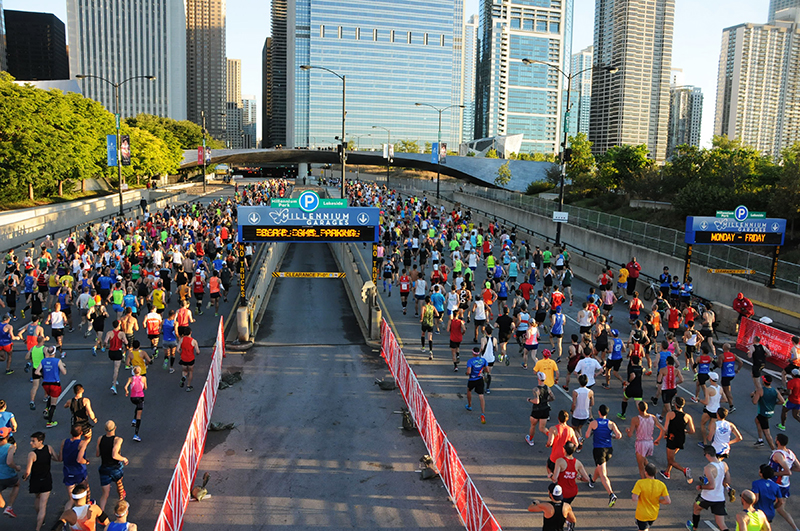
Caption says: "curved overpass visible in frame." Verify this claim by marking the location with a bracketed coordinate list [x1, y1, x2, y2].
[181, 148, 551, 192]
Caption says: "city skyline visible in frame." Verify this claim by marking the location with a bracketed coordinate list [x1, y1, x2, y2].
[3, 0, 773, 151]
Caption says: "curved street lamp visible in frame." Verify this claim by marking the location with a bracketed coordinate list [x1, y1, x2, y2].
[75, 74, 156, 216]
[521, 59, 618, 245]
[413, 103, 464, 198]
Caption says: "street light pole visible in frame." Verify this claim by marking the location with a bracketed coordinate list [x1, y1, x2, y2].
[414, 102, 464, 198]
[201, 110, 207, 194]
[372, 125, 391, 187]
[300, 65, 346, 199]
[521, 59, 617, 246]
[75, 73, 156, 216]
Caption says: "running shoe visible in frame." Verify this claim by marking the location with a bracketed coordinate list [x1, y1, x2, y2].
[686, 521, 695, 530]
[464, 404, 472, 411]
[485, 389, 490, 394]
[481, 415, 486, 424]
[133, 435, 141, 442]
[525, 435, 535, 446]
[651, 396, 658, 405]
[163, 358, 169, 370]
[754, 439, 765, 447]
[46, 421, 58, 428]
[693, 373, 698, 381]
[111, 385, 117, 395]
[29, 401, 35, 410]
[186, 386, 193, 392]
[428, 351, 433, 360]
[657, 414, 664, 423]
[645, 370, 652, 376]
[690, 396, 699, 403]
[777, 423, 787, 431]
[24, 362, 31, 373]
[180, 376, 186, 388]
[3, 507, 17, 518]
[505, 356, 510, 366]
[616, 413, 626, 420]
[608, 493, 617, 507]
[215, 313, 219, 317]
[521, 364, 527, 370]
[683, 366, 690, 371]
[152, 349, 159, 360]
[20, 310, 25, 319]
[685, 467, 693, 484]
[92, 346, 97, 356]
[729, 406, 736, 412]
[132, 419, 136, 427]
[659, 470, 670, 480]
[697, 441, 706, 448]
[601, 384, 610, 390]
[587, 477, 594, 488]
[5, 369, 13, 375]
[169, 368, 175, 374]
[11, 317, 16, 322]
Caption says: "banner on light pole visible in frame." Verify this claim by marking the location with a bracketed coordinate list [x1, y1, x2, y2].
[197, 146, 204, 165]
[106, 135, 118, 167]
[120, 135, 131, 166]
[439, 142, 447, 164]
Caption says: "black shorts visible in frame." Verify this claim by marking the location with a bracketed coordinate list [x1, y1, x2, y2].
[572, 417, 589, 429]
[661, 388, 677, 405]
[109, 349, 123, 361]
[499, 334, 511, 344]
[547, 458, 556, 472]
[697, 498, 727, 515]
[531, 408, 550, 420]
[666, 434, 685, 450]
[449, 340, 461, 349]
[474, 319, 486, 328]
[757, 414, 772, 430]
[179, 359, 195, 366]
[703, 408, 718, 419]
[535, 312, 547, 324]
[29, 475, 52, 494]
[178, 326, 190, 337]
[194, 292, 204, 301]
[467, 378, 485, 395]
[63, 307, 71, 315]
[784, 364, 799, 375]
[148, 334, 159, 340]
[753, 363, 766, 378]
[52, 329, 63, 338]
[593, 446, 613, 465]
[421, 324, 433, 333]
[721, 376, 734, 387]
[596, 342, 609, 353]
[636, 519, 655, 530]
[603, 304, 613, 312]
[697, 373, 709, 386]
[686, 345, 697, 356]
[130, 397, 144, 410]
[210, 292, 220, 299]
[550, 332, 563, 338]
[607, 359, 622, 372]
[580, 325, 592, 335]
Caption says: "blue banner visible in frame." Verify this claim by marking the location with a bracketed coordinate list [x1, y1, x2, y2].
[238, 206, 380, 227]
[431, 143, 439, 164]
[106, 135, 117, 167]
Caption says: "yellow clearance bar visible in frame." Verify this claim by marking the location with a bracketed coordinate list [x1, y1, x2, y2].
[272, 272, 345, 278]
[706, 268, 756, 274]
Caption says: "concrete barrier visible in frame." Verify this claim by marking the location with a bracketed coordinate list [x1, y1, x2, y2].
[328, 241, 381, 342]
[237, 241, 289, 341]
[446, 190, 800, 332]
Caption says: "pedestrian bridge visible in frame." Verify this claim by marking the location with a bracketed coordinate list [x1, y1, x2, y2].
[181, 148, 551, 192]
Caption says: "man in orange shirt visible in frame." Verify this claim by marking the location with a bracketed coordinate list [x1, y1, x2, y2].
[546, 410, 579, 479]
[208, 270, 224, 317]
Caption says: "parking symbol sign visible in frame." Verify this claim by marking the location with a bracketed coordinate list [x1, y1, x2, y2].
[299, 191, 320, 212]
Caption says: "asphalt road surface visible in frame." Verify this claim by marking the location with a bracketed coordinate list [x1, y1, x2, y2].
[184, 242, 463, 530]
[349, 218, 800, 531]
[1, 186, 241, 530]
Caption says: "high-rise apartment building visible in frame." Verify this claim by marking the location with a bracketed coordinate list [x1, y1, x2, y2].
[186, 0, 226, 141]
[4, 10, 69, 80]
[67, 0, 186, 119]
[262, 37, 272, 148]
[461, 14, 478, 143]
[715, 8, 800, 160]
[226, 58, 243, 149]
[666, 84, 702, 159]
[568, 45, 593, 137]
[267, 0, 463, 149]
[589, 0, 675, 162]
[264, 1, 287, 148]
[475, 0, 574, 155]
[242, 95, 257, 148]
[769, 0, 800, 22]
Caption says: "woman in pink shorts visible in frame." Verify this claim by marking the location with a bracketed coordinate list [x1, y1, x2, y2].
[627, 401, 664, 479]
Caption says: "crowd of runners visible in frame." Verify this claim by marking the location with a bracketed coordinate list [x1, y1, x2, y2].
[346, 179, 798, 531]
[0, 180, 286, 530]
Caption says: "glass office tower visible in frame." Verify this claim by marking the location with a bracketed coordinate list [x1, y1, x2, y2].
[276, 0, 463, 150]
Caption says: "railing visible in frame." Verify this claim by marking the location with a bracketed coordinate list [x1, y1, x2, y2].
[456, 186, 800, 293]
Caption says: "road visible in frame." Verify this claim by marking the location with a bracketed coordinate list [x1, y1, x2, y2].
[184, 242, 463, 530]
[2, 185, 242, 530]
[347, 213, 800, 531]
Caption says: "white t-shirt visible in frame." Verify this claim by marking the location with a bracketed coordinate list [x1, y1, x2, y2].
[573, 387, 591, 420]
[474, 300, 487, 321]
[446, 292, 459, 311]
[574, 357, 603, 387]
[414, 279, 427, 297]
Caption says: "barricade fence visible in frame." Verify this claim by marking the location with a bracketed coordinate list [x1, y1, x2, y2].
[380, 319, 501, 531]
[736, 316, 793, 369]
[155, 316, 226, 531]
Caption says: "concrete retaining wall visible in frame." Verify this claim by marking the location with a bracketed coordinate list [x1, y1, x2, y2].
[448, 191, 800, 333]
[244, 242, 289, 341]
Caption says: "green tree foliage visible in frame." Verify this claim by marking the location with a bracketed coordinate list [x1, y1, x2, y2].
[517, 152, 557, 162]
[424, 141, 432, 154]
[394, 139, 420, 153]
[525, 181, 555, 195]
[495, 160, 512, 187]
[485, 148, 499, 159]
[596, 144, 651, 192]
[126, 114, 224, 150]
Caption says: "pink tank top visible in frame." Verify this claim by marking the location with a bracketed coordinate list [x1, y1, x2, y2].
[130, 375, 144, 398]
[636, 414, 655, 442]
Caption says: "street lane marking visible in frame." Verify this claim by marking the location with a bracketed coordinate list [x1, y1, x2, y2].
[704, 520, 721, 531]
[56, 380, 77, 406]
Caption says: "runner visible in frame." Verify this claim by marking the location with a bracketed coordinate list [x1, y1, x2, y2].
[632, 463, 671, 531]
[585, 404, 622, 507]
[686, 445, 732, 531]
[521, 322, 540, 371]
[549, 307, 566, 361]
[447, 309, 465, 371]
[480, 324, 498, 393]
[25, 335, 47, 410]
[574, 349, 603, 390]
[430, 285, 446, 335]
[618, 354, 644, 421]
[161, 309, 179, 373]
[143, 305, 162, 358]
[748, 336, 770, 391]
[662, 395, 695, 483]
[37, 346, 65, 428]
[571, 375, 593, 452]
[699, 372, 723, 444]
[63, 385, 97, 442]
[533, 349, 559, 389]
[546, 411, 579, 479]
[179, 327, 200, 392]
[683, 324, 703, 372]
[527, 483, 577, 530]
[60, 425, 90, 509]
[693, 345, 714, 404]
[655, 355, 683, 422]
[44, 303, 67, 359]
[175, 300, 195, 337]
[104, 320, 128, 396]
[465, 347, 488, 424]
[51, 483, 109, 530]
[718, 344, 743, 412]
[192, 270, 206, 316]
[88, 301, 108, 356]
[494, 306, 514, 364]
[552, 441, 591, 504]
[0, 313, 20, 375]
[413, 273, 427, 317]
[707, 407, 743, 458]
[604, 329, 626, 389]
[0, 427, 20, 518]
[769, 433, 800, 530]
[124, 366, 147, 441]
[515, 304, 531, 353]
[627, 401, 665, 479]
[734, 490, 770, 531]
[107, 500, 138, 531]
[527, 372, 555, 446]
[753, 374, 783, 449]
[22, 431, 58, 531]
[419, 296, 438, 360]
[397, 268, 411, 315]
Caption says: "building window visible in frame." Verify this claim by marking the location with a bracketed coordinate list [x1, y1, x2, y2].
[356, 27, 360, 40]
[440, 34, 445, 46]
[320, 25, 325, 37]
[407, 31, 412, 44]
[373, 28, 378, 41]
[338, 26, 342, 38]
[424, 33, 429, 45]
[391, 30, 395, 42]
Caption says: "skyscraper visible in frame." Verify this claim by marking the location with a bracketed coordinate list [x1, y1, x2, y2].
[461, 14, 478, 143]
[769, 0, 800, 22]
[67, 0, 186, 119]
[4, 10, 69, 80]
[226, 58, 243, 149]
[242, 95, 257, 148]
[262, 37, 271, 148]
[569, 45, 593, 137]
[667, 84, 703, 159]
[186, 0, 226, 141]
[268, 0, 463, 150]
[475, 0, 574, 155]
[714, 9, 800, 160]
[265, 1, 287, 148]
[589, 0, 675, 162]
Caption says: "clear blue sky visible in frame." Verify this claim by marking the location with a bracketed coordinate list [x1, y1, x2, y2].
[6, 0, 768, 147]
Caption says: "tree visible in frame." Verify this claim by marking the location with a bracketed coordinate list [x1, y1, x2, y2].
[394, 139, 420, 153]
[485, 148, 499, 159]
[596, 144, 651, 193]
[424, 141, 432, 154]
[495, 160, 512, 187]
[565, 133, 595, 180]
[773, 142, 800, 236]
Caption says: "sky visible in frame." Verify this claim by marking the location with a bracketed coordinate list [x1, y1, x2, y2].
[5, 0, 769, 147]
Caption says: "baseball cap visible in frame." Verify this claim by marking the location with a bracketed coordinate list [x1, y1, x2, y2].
[792, 369, 800, 377]
[485, 281, 491, 289]
[537, 371, 547, 381]
[0, 427, 11, 439]
[709, 372, 719, 381]
[548, 483, 563, 501]
[116, 275, 122, 280]
[611, 329, 619, 337]
[542, 349, 552, 359]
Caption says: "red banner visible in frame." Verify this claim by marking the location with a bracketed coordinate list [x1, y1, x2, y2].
[736, 317, 796, 369]
[197, 146, 204, 165]
[380, 319, 502, 531]
[155, 317, 226, 531]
